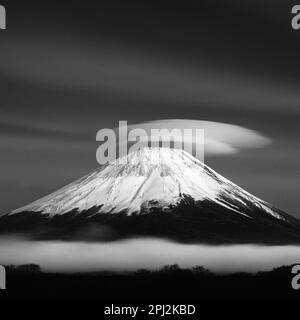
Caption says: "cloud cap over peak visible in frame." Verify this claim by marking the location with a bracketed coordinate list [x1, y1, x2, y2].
[119, 119, 271, 157]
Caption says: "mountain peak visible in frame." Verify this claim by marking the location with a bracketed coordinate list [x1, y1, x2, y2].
[101, 147, 202, 178]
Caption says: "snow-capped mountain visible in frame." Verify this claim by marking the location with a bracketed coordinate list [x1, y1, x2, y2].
[10, 147, 283, 219]
[2, 147, 300, 244]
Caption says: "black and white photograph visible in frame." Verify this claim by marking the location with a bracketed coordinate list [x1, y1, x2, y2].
[0, 0, 300, 306]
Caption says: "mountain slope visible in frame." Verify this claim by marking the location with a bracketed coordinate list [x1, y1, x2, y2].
[10, 148, 284, 220]
[1, 147, 300, 244]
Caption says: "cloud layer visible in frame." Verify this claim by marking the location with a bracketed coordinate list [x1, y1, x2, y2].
[0, 238, 299, 274]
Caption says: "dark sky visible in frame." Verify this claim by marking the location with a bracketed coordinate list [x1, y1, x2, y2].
[0, 1, 299, 217]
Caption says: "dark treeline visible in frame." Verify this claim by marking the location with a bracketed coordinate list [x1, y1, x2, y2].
[1, 264, 299, 300]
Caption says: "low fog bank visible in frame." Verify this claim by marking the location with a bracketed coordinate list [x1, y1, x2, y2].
[0, 237, 300, 273]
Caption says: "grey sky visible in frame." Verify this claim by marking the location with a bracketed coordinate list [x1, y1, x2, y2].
[0, 1, 299, 217]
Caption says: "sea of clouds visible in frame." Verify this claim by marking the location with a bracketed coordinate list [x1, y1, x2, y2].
[1, 237, 300, 273]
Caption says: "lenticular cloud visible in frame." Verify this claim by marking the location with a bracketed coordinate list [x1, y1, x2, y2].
[117, 119, 271, 156]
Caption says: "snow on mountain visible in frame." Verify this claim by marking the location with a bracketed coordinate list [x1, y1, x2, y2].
[10, 147, 284, 220]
